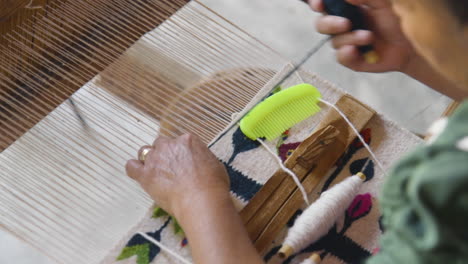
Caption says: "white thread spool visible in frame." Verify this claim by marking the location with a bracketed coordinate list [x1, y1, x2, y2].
[299, 253, 322, 264]
[279, 173, 366, 259]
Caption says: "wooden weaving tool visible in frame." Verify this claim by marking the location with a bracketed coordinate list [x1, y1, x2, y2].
[241, 94, 375, 254]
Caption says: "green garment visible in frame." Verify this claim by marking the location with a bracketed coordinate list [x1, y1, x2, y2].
[367, 101, 468, 264]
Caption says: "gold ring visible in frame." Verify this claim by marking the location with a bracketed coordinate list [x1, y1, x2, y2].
[139, 148, 152, 162]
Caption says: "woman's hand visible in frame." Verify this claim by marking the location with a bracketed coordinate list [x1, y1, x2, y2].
[126, 135, 264, 264]
[126, 134, 230, 218]
[310, 0, 417, 73]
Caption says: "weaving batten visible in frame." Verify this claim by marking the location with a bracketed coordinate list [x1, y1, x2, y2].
[1, 0, 190, 151]
[0, 0, 32, 20]
[0, 2, 278, 175]
[0, 0, 270, 182]
[0, 7, 270, 157]
[1, 0, 280, 148]
[0, 0, 282, 148]
[0, 1, 293, 263]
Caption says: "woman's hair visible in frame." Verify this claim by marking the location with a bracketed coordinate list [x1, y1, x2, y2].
[447, 0, 468, 24]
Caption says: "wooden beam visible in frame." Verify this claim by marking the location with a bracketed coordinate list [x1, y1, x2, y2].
[442, 101, 460, 117]
[240, 94, 376, 254]
[241, 125, 339, 241]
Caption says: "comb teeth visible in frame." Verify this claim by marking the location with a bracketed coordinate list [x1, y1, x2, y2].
[240, 83, 322, 141]
[253, 96, 320, 140]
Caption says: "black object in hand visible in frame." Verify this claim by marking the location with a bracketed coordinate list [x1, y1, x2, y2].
[323, 0, 378, 61]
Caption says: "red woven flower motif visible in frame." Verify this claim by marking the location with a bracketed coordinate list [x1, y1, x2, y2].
[352, 128, 372, 148]
[347, 193, 372, 220]
[372, 248, 380, 255]
[278, 142, 301, 162]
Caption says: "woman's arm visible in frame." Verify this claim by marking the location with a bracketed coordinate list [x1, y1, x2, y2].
[175, 191, 264, 264]
[126, 134, 263, 264]
[403, 55, 466, 100]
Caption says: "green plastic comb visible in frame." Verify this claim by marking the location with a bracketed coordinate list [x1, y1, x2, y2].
[240, 83, 322, 141]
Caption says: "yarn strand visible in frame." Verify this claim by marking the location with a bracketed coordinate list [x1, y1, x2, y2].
[319, 99, 387, 177]
[137, 232, 192, 264]
[258, 139, 311, 205]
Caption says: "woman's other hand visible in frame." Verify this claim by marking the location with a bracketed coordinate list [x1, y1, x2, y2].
[310, 0, 417, 73]
[309, 0, 464, 99]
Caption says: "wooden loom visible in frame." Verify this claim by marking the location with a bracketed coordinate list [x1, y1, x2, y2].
[0, 1, 458, 264]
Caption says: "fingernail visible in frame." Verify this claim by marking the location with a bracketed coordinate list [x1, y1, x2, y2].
[338, 18, 349, 27]
[357, 30, 371, 39]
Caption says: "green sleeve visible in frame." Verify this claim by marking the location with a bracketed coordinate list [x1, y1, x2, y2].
[367, 101, 468, 264]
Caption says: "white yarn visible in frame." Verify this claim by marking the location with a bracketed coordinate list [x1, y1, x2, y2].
[426, 118, 449, 144]
[283, 175, 365, 253]
[319, 99, 387, 177]
[137, 232, 192, 264]
[300, 257, 320, 264]
[258, 139, 310, 205]
[456, 137, 468, 152]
